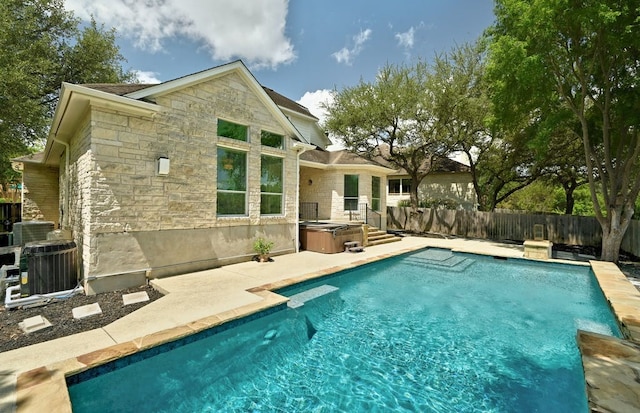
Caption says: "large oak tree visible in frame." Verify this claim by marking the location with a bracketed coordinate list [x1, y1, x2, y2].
[487, 0, 640, 261]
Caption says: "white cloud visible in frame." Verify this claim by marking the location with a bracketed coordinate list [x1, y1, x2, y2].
[65, 0, 295, 69]
[395, 22, 427, 56]
[297, 89, 333, 124]
[297, 89, 345, 151]
[395, 27, 415, 49]
[134, 70, 162, 84]
[331, 28, 372, 66]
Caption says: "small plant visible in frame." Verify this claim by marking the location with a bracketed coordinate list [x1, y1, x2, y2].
[253, 237, 274, 262]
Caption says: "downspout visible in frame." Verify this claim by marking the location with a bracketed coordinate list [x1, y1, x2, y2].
[52, 138, 70, 228]
[292, 141, 314, 253]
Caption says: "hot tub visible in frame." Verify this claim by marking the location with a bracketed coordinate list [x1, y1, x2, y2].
[299, 222, 363, 254]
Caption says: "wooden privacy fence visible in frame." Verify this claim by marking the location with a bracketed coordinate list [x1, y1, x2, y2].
[387, 207, 640, 257]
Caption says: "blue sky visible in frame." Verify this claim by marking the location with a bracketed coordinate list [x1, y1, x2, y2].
[64, 0, 495, 125]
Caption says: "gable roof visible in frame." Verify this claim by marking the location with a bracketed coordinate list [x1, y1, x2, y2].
[262, 87, 318, 120]
[40, 60, 318, 166]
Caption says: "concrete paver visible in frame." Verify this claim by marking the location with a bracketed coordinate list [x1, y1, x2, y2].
[121, 291, 149, 306]
[71, 303, 102, 320]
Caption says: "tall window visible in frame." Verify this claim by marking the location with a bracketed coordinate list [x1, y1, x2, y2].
[261, 130, 284, 149]
[261, 155, 283, 215]
[217, 147, 247, 215]
[372, 176, 381, 211]
[344, 174, 359, 211]
[388, 178, 412, 195]
[217, 119, 248, 141]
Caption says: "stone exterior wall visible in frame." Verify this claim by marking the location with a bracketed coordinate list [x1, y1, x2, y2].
[299, 167, 334, 220]
[387, 172, 476, 210]
[299, 166, 387, 227]
[64, 72, 301, 293]
[21, 163, 60, 226]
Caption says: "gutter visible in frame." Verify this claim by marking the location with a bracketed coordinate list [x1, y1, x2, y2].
[52, 138, 70, 228]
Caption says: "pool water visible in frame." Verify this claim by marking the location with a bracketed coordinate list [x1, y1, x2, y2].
[68, 249, 620, 412]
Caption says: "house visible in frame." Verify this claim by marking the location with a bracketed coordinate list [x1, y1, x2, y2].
[386, 158, 477, 210]
[14, 61, 472, 294]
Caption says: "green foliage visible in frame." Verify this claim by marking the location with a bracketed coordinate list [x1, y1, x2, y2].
[496, 182, 616, 218]
[253, 237, 274, 256]
[488, 0, 640, 261]
[0, 0, 134, 190]
[323, 60, 457, 214]
[497, 181, 561, 214]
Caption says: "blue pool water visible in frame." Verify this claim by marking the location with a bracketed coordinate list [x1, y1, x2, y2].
[68, 249, 620, 412]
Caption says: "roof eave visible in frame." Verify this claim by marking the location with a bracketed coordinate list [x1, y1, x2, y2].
[43, 83, 159, 166]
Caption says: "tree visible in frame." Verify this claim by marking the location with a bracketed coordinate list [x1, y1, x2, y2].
[487, 0, 640, 261]
[540, 125, 589, 215]
[0, 0, 134, 193]
[431, 42, 542, 211]
[472, 129, 544, 211]
[323, 62, 456, 231]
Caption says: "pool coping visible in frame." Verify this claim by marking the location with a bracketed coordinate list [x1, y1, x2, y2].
[11, 242, 640, 413]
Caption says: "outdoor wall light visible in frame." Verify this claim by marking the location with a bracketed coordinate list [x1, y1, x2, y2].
[157, 157, 170, 175]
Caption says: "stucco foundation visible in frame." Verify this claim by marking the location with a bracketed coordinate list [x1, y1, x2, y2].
[84, 223, 296, 294]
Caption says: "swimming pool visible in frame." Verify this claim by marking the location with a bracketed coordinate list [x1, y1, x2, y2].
[67, 249, 620, 412]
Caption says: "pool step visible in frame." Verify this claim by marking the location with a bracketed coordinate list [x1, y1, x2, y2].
[287, 285, 339, 309]
[403, 254, 475, 272]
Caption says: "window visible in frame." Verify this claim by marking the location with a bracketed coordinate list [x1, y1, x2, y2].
[261, 130, 284, 149]
[372, 176, 381, 211]
[217, 119, 248, 142]
[388, 178, 411, 195]
[261, 155, 283, 214]
[344, 174, 359, 211]
[217, 147, 247, 215]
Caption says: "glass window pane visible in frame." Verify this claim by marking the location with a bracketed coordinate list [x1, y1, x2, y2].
[372, 176, 380, 196]
[389, 179, 400, 194]
[403, 179, 412, 194]
[217, 147, 247, 215]
[261, 156, 283, 193]
[344, 174, 358, 197]
[261, 131, 284, 149]
[261, 194, 282, 214]
[217, 148, 246, 191]
[217, 193, 245, 215]
[372, 176, 381, 212]
[218, 119, 247, 141]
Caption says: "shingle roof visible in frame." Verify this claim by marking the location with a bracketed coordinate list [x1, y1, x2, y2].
[301, 147, 470, 173]
[81, 84, 156, 96]
[385, 156, 471, 175]
[262, 87, 318, 119]
[12, 152, 45, 163]
[300, 148, 386, 166]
